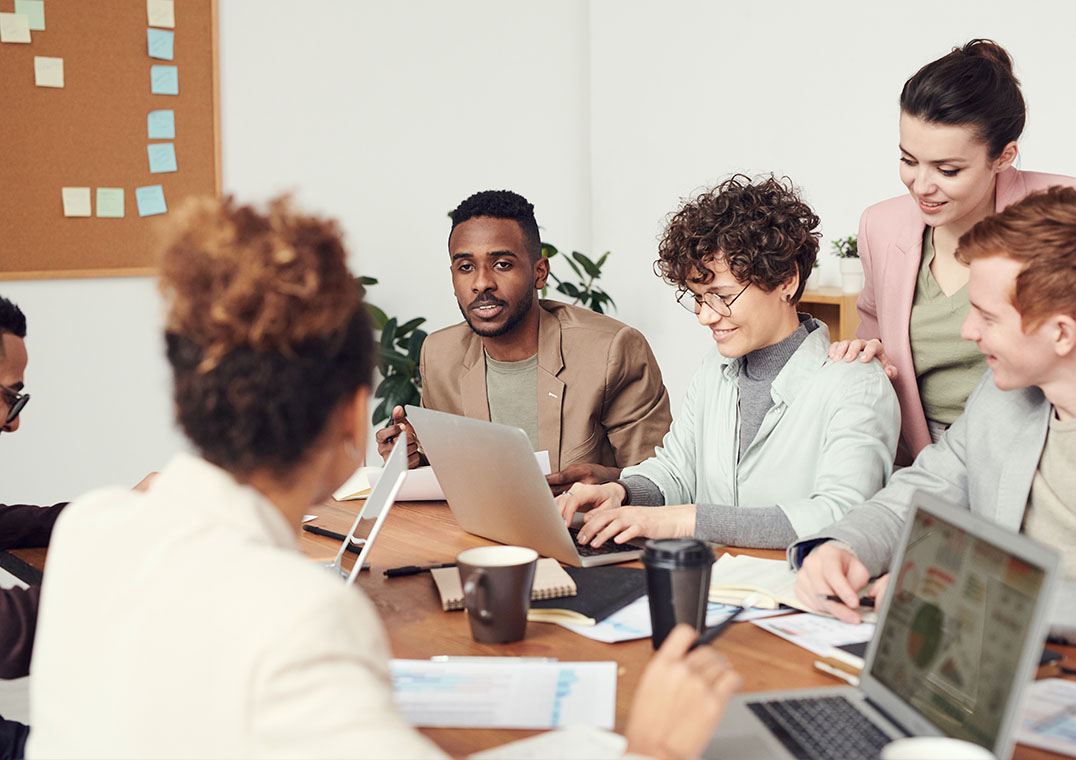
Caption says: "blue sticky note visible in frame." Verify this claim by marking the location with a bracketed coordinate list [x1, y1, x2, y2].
[147, 28, 174, 60]
[150, 65, 178, 95]
[147, 143, 177, 173]
[147, 110, 175, 139]
[135, 185, 167, 217]
[14, 0, 44, 31]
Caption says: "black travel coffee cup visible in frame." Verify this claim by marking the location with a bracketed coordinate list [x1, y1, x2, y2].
[642, 538, 712, 649]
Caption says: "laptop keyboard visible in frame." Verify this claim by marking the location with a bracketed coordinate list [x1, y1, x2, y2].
[567, 526, 647, 557]
[747, 695, 892, 760]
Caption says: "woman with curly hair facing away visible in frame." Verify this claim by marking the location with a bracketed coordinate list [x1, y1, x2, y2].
[558, 176, 900, 550]
[830, 40, 1076, 464]
[27, 196, 741, 760]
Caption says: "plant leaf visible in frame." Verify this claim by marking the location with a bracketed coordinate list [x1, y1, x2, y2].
[380, 317, 398, 349]
[396, 317, 426, 338]
[372, 398, 389, 426]
[562, 255, 584, 279]
[596, 251, 610, 269]
[366, 303, 389, 330]
[572, 251, 601, 278]
[407, 329, 427, 360]
[541, 243, 559, 258]
[557, 282, 581, 298]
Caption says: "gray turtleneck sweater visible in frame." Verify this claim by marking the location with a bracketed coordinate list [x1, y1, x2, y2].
[619, 320, 813, 548]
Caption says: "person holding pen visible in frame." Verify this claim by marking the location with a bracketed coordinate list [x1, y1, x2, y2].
[28, 195, 740, 759]
[829, 39, 1076, 464]
[557, 176, 900, 550]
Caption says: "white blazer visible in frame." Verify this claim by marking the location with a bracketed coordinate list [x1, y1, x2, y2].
[28, 453, 445, 759]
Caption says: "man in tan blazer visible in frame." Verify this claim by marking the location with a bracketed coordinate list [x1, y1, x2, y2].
[377, 190, 671, 488]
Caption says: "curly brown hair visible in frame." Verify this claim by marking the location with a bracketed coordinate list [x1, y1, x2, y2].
[655, 175, 821, 303]
[158, 195, 374, 478]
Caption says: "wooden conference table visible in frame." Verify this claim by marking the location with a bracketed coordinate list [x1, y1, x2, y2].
[8, 498, 1072, 758]
[294, 498, 1073, 759]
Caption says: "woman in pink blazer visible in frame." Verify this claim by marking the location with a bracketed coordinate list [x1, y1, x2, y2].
[832, 40, 1076, 464]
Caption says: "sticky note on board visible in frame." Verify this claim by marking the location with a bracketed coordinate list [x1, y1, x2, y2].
[147, 143, 177, 173]
[150, 65, 179, 95]
[96, 188, 125, 218]
[0, 13, 32, 43]
[147, 28, 174, 60]
[61, 187, 91, 217]
[34, 57, 64, 88]
[147, 0, 174, 29]
[13, 0, 44, 31]
[147, 110, 175, 139]
[135, 185, 167, 217]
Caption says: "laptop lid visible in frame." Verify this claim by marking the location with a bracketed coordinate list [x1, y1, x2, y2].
[405, 405, 641, 567]
[856, 491, 1060, 758]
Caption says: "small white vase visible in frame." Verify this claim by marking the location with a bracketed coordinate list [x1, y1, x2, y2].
[840, 258, 864, 293]
[805, 267, 822, 292]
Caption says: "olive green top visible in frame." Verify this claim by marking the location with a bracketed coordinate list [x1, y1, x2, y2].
[484, 351, 540, 450]
[909, 229, 988, 425]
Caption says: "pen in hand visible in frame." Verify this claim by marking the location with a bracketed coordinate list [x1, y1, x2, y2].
[822, 594, 876, 609]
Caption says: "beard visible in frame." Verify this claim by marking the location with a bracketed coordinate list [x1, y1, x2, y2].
[459, 289, 534, 338]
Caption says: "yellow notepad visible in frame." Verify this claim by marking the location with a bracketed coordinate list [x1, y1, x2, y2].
[431, 558, 576, 612]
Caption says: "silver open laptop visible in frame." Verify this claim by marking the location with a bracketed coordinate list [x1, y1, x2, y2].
[706, 491, 1060, 760]
[405, 405, 644, 567]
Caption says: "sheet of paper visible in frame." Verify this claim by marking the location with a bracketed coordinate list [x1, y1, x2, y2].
[709, 552, 801, 609]
[61, 187, 91, 217]
[135, 185, 167, 217]
[150, 65, 178, 95]
[0, 12, 32, 42]
[555, 595, 793, 644]
[471, 724, 627, 760]
[34, 57, 63, 88]
[147, 109, 175, 139]
[390, 659, 616, 730]
[302, 514, 317, 523]
[13, 1, 43, 31]
[147, 143, 177, 173]
[147, 28, 174, 60]
[752, 612, 875, 657]
[95, 188, 124, 218]
[356, 450, 552, 502]
[1015, 678, 1076, 756]
[147, 0, 175, 28]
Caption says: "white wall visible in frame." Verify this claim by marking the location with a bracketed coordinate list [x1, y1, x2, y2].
[5, 1, 1076, 502]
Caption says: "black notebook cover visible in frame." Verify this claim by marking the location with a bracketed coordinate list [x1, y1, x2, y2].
[530, 566, 647, 622]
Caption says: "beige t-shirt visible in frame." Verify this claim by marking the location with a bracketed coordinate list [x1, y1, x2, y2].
[909, 228, 988, 425]
[484, 351, 539, 451]
[1023, 412, 1076, 581]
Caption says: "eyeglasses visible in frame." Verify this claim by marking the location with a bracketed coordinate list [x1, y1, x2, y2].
[1, 384, 29, 425]
[676, 282, 750, 316]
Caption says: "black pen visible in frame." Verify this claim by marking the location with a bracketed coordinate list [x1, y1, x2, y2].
[824, 594, 876, 609]
[302, 524, 366, 555]
[384, 562, 456, 578]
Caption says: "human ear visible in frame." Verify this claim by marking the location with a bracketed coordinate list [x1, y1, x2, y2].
[534, 255, 550, 291]
[1053, 315, 1076, 359]
[993, 141, 1018, 173]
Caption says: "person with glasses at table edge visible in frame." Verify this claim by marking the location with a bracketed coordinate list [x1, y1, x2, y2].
[557, 175, 901, 551]
[0, 295, 66, 760]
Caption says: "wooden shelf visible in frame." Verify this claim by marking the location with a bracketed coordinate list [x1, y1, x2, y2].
[799, 287, 860, 341]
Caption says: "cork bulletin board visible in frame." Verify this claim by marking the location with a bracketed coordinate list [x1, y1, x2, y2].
[0, 0, 220, 280]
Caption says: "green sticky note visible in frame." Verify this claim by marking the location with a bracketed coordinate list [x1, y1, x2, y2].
[96, 188, 125, 218]
[14, 0, 43, 31]
[135, 185, 167, 217]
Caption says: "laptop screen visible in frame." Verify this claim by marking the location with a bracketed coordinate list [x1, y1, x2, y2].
[867, 507, 1047, 748]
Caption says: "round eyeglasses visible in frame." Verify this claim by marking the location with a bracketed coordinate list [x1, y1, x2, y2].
[1, 384, 29, 425]
[676, 282, 750, 316]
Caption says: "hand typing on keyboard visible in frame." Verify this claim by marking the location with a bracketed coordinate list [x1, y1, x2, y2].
[576, 504, 697, 548]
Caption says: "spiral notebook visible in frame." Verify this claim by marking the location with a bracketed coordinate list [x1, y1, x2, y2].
[431, 558, 576, 612]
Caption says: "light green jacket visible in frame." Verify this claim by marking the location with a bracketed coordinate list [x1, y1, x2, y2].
[621, 320, 900, 537]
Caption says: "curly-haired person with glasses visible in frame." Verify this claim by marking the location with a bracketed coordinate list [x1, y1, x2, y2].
[558, 175, 901, 550]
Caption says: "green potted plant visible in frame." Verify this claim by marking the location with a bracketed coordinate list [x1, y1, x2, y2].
[832, 235, 863, 293]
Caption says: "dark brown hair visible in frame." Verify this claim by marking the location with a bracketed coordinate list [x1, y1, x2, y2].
[159, 195, 375, 478]
[900, 39, 1025, 159]
[655, 175, 821, 302]
[957, 186, 1076, 330]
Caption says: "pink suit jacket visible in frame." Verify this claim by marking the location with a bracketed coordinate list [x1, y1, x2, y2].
[856, 166, 1076, 465]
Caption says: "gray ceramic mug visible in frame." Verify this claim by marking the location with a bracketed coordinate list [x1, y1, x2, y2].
[457, 546, 538, 643]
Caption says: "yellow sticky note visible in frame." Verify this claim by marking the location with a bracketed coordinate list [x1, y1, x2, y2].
[0, 12, 32, 43]
[147, 0, 174, 29]
[96, 188, 125, 218]
[62, 187, 91, 218]
[34, 57, 64, 88]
